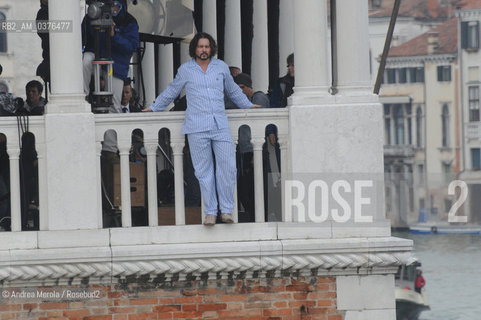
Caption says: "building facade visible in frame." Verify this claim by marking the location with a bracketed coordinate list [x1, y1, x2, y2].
[458, 0, 481, 223]
[0, 1, 412, 318]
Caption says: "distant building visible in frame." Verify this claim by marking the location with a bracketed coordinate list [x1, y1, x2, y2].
[380, 18, 460, 227]
[0, 0, 44, 96]
[457, 0, 481, 223]
[368, 0, 460, 85]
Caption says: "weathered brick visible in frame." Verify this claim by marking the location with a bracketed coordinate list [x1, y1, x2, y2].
[62, 309, 92, 317]
[263, 308, 293, 316]
[68, 301, 84, 309]
[288, 300, 317, 308]
[171, 311, 203, 318]
[198, 288, 224, 295]
[317, 299, 333, 307]
[218, 294, 248, 302]
[173, 296, 202, 304]
[0, 304, 22, 311]
[202, 310, 219, 318]
[39, 302, 68, 310]
[156, 313, 173, 320]
[153, 305, 181, 312]
[198, 303, 227, 311]
[108, 306, 136, 313]
[244, 301, 272, 309]
[273, 301, 288, 308]
[181, 303, 197, 311]
[307, 291, 336, 299]
[129, 298, 158, 305]
[218, 309, 262, 318]
[21, 302, 38, 311]
[127, 313, 158, 320]
[315, 284, 331, 291]
[286, 284, 314, 292]
[181, 288, 198, 296]
[83, 316, 113, 320]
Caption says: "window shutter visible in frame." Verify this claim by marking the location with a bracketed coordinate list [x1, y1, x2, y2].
[461, 21, 468, 49]
[437, 66, 442, 81]
[475, 21, 480, 49]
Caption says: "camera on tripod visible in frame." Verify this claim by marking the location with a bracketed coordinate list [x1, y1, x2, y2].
[87, 0, 113, 28]
[86, 0, 115, 114]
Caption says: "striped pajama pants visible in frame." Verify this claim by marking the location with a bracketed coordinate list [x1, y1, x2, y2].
[187, 128, 237, 216]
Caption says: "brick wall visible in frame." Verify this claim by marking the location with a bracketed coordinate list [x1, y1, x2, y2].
[0, 275, 344, 319]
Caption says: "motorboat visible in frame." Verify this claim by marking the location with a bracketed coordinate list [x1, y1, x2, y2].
[395, 261, 430, 320]
[409, 222, 480, 234]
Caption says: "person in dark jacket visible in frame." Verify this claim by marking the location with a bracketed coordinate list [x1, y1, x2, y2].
[270, 53, 294, 108]
[36, 0, 50, 83]
[20, 80, 46, 115]
[263, 124, 281, 221]
[82, 0, 139, 111]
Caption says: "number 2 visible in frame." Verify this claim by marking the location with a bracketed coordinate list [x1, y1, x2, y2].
[448, 180, 468, 223]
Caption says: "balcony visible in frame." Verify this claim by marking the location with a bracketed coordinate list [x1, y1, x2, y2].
[465, 122, 481, 141]
[0, 108, 411, 287]
[384, 144, 415, 159]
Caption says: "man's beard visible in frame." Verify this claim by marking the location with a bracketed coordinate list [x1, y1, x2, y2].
[196, 52, 210, 61]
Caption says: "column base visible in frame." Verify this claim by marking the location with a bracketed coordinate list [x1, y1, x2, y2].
[288, 86, 334, 106]
[334, 85, 379, 104]
[46, 93, 91, 114]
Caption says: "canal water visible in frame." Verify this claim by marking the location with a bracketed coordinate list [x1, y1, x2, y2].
[393, 232, 481, 320]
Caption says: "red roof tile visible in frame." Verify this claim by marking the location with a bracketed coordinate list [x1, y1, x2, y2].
[457, 0, 481, 9]
[388, 18, 458, 57]
[370, 0, 461, 21]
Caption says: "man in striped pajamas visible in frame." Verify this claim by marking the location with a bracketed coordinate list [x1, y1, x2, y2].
[143, 32, 260, 226]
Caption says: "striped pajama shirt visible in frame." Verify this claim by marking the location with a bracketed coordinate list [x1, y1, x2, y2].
[149, 58, 253, 216]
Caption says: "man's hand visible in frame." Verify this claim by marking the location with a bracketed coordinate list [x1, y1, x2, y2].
[251, 104, 261, 109]
[142, 106, 153, 112]
[110, 23, 115, 37]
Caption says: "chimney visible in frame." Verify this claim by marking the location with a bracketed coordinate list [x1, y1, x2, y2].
[427, 31, 439, 54]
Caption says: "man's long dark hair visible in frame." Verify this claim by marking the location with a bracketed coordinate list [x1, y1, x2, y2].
[189, 32, 217, 58]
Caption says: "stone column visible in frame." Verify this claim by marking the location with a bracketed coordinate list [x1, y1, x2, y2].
[251, 0, 269, 92]
[36, 144, 48, 230]
[290, 0, 331, 105]
[43, 0, 99, 229]
[145, 141, 159, 227]
[48, 0, 87, 112]
[171, 140, 185, 225]
[95, 142, 103, 228]
[142, 43, 156, 106]
[335, 0, 374, 100]
[233, 139, 239, 223]
[278, 0, 294, 75]
[224, 0, 242, 69]
[278, 137, 289, 222]
[6, 146, 20, 232]
[252, 138, 265, 222]
[158, 44, 174, 92]
[203, 0, 217, 40]
[118, 143, 132, 227]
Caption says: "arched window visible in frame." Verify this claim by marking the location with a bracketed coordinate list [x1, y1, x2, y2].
[0, 82, 8, 93]
[442, 104, 449, 147]
[0, 12, 6, 53]
[416, 107, 423, 147]
[394, 105, 405, 145]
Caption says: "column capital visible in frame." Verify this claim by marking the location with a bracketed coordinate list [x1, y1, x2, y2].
[144, 140, 159, 155]
[170, 140, 185, 155]
[118, 144, 131, 156]
[6, 146, 20, 159]
[252, 138, 265, 150]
